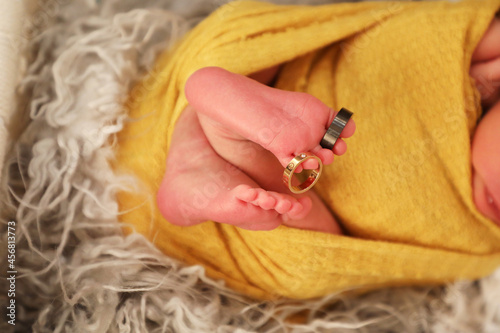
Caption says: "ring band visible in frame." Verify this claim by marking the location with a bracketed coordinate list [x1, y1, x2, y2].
[320, 108, 353, 150]
[282, 152, 323, 194]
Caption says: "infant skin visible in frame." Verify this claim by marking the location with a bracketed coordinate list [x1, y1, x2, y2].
[470, 16, 500, 225]
[157, 15, 500, 233]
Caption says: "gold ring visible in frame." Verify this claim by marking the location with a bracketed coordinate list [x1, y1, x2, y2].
[282, 152, 323, 194]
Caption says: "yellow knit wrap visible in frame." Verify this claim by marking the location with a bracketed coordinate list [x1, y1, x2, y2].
[114, 0, 500, 300]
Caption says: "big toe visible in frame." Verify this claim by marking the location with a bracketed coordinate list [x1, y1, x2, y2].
[332, 138, 347, 155]
[234, 184, 258, 202]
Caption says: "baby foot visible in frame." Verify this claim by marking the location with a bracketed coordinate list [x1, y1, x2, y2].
[184, 66, 353, 233]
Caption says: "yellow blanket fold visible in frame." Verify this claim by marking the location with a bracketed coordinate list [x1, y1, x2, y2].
[115, 0, 500, 300]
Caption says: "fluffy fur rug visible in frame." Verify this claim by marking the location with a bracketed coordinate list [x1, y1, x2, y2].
[1, 0, 499, 332]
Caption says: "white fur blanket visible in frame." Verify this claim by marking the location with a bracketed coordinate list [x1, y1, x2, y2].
[1, 0, 499, 332]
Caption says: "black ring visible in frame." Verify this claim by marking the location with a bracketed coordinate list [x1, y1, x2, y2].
[320, 108, 353, 150]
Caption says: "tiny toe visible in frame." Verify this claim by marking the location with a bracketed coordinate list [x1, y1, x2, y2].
[234, 184, 258, 202]
[268, 192, 293, 214]
[255, 189, 277, 210]
[311, 146, 334, 165]
[340, 119, 356, 138]
[333, 138, 347, 155]
[287, 200, 304, 218]
[302, 159, 319, 169]
[275, 199, 292, 214]
[295, 164, 304, 173]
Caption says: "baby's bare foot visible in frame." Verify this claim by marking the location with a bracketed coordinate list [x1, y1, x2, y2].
[184, 67, 354, 233]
